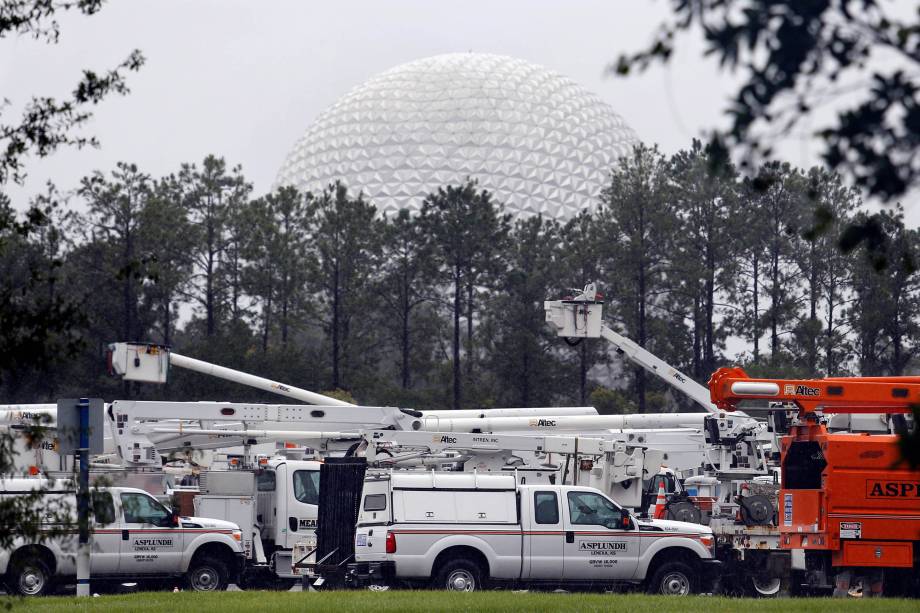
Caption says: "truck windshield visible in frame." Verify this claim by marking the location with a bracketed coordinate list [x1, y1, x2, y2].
[293, 470, 320, 505]
[567, 491, 621, 526]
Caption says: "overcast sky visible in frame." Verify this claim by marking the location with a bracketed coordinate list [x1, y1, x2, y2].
[2, 0, 908, 220]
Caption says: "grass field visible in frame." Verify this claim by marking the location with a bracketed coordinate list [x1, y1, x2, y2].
[7, 590, 917, 613]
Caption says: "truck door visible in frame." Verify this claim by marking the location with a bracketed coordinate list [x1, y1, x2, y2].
[524, 490, 564, 579]
[279, 464, 321, 549]
[90, 491, 121, 574]
[561, 490, 640, 581]
[118, 492, 183, 574]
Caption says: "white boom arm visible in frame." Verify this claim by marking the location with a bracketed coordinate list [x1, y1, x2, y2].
[107, 343, 600, 418]
[107, 342, 354, 407]
[545, 284, 718, 414]
[597, 327, 716, 414]
[110, 400, 423, 465]
[420, 412, 708, 432]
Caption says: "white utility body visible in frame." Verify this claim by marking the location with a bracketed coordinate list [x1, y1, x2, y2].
[351, 472, 720, 594]
[193, 457, 321, 580]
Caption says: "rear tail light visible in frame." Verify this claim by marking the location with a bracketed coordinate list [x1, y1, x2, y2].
[385, 531, 397, 553]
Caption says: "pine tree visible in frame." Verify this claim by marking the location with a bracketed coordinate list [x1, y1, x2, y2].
[597, 145, 674, 412]
[418, 180, 510, 410]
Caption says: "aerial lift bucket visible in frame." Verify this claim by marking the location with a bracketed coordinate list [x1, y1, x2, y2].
[544, 283, 604, 339]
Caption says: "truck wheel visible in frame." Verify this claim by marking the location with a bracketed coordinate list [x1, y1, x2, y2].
[434, 558, 483, 592]
[647, 560, 697, 596]
[185, 556, 229, 592]
[8, 557, 52, 596]
[750, 574, 782, 597]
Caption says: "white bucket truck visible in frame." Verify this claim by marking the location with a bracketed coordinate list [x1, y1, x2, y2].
[349, 472, 721, 594]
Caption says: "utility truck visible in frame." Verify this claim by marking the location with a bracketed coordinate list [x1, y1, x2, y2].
[0, 479, 244, 595]
[710, 367, 920, 597]
[193, 457, 322, 584]
[545, 284, 786, 595]
[196, 427, 664, 584]
[348, 472, 720, 594]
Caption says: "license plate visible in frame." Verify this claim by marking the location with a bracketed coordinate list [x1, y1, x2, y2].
[356, 534, 367, 547]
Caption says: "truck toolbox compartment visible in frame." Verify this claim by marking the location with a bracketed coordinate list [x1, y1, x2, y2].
[835, 541, 913, 568]
[199, 471, 255, 495]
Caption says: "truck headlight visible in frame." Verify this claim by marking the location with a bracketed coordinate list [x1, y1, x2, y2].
[700, 535, 715, 553]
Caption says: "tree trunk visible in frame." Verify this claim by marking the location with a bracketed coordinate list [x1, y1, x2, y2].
[704, 248, 715, 376]
[466, 282, 474, 379]
[163, 298, 172, 347]
[770, 247, 780, 360]
[452, 265, 462, 410]
[331, 260, 340, 389]
[123, 220, 134, 341]
[281, 291, 289, 347]
[262, 292, 272, 353]
[401, 268, 410, 389]
[752, 256, 760, 363]
[521, 349, 530, 406]
[692, 292, 702, 379]
[636, 265, 647, 413]
[205, 198, 216, 337]
[824, 284, 834, 376]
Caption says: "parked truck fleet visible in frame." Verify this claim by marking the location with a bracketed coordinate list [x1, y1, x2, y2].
[0, 283, 917, 598]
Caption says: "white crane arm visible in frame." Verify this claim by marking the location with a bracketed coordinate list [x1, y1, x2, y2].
[107, 342, 354, 406]
[597, 325, 717, 414]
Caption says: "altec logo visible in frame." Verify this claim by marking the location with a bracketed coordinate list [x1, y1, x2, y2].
[866, 480, 920, 498]
[529, 419, 556, 427]
[433, 435, 457, 444]
[783, 384, 820, 396]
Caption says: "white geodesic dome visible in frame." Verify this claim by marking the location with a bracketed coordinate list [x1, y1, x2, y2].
[275, 53, 640, 221]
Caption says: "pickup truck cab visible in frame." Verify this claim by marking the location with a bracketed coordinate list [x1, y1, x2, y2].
[0, 479, 244, 595]
[352, 472, 719, 595]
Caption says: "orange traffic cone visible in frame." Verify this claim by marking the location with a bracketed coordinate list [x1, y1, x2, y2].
[653, 481, 667, 519]
[647, 481, 660, 517]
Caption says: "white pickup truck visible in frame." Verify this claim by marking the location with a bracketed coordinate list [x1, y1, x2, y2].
[0, 479, 244, 595]
[350, 472, 720, 595]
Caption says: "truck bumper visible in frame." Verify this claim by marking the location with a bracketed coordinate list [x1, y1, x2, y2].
[346, 561, 396, 588]
[233, 553, 247, 581]
[699, 559, 723, 593]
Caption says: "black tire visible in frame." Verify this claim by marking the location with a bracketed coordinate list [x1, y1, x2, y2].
[433, 557, 484, 592]
[7, 555, 53, 596]
[185, 555, 229, 592]
[646, 560, 698, 596]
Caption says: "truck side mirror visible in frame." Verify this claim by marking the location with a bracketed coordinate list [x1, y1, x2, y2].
[620, 509, 632, 530]
[170, 509, 180, 527]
